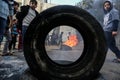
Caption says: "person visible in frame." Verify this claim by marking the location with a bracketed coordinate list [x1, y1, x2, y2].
[103, 1, 120, 63]
[45, 34, 51, 46]
[51, 31, 58, 45]
[0, 0, 14, 51]
[16, 0, 38, 51]
[67, 32, 71, 40]
[9, 17, 18, 53]
[58, 32, 63, 45]
[14, 1, 19, 14]
[58, 32, 63, 49]
[2, 1, 19, 56]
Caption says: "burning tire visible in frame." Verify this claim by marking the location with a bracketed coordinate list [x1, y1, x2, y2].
[24, 5, 108, 80]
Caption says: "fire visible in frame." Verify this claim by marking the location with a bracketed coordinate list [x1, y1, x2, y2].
[63, 35, 78, 47]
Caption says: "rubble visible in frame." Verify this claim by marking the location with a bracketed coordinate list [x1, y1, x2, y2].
[0, 53, 28, 80]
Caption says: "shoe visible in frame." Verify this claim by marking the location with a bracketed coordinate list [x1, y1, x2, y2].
[112, 59, 120, 63]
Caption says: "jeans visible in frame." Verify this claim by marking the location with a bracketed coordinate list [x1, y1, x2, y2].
[0, 17, 7, 43]
[3, 29, 12, 53]
[22, 25, 28, 49]
[104, 31, 120, 59]
[9, 34, 18, 50]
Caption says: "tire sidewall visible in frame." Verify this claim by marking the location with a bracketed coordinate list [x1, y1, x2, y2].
[24, 5, 107, 80]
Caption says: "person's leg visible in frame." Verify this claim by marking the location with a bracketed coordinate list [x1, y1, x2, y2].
[18, 34, 22, 50]
[3, 31, 9, 54]
[3, 30, 12, 55]
[2, 36, 8, 54]
[105, 31, 120, 59]
[22, 26, 28, 50]
[22, 26, 28, 40]
[8, 36, 13, 53]
[9, 40, 12, 52]
[12, 34, 17, 49]
[109, 36, 120, 59]
[0, 17, 7, 43]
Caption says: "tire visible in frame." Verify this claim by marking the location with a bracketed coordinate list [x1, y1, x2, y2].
[24, 5, 108, 80]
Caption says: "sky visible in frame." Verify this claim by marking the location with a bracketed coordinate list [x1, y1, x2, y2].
[47, 0, 82, 5]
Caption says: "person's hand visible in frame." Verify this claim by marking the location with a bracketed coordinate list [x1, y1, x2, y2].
[112, 31, 118, 36]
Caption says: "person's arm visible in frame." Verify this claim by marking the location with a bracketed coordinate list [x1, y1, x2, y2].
[112, 20, 119, 36]
[112, 20, 119, 31]
[8, 0, 14, 16]
[8, 0, 14, 28]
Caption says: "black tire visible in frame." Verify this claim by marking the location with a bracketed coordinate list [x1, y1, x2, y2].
[24, 5, 108, 80]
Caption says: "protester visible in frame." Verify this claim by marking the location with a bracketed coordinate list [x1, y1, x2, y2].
[67, 32, 71, 40]
[8, 16, 18, 53]
[16, 0, 38, 51]
[58, 32, 64, 45]
[2, 1, 19, 56]
[0, 0, 14, 51]
[103, 1, 120, 63]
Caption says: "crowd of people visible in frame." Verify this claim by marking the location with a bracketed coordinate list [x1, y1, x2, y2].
[0, 0, 38, 56]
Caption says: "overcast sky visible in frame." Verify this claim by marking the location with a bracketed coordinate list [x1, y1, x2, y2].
[47, 0, 82, 5]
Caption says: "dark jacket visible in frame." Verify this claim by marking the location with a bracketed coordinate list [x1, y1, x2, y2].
[16, 5, 38, 30]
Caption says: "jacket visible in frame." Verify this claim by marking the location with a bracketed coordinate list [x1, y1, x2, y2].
[16, 5, 38, 30]
[103, 8, 119, 32]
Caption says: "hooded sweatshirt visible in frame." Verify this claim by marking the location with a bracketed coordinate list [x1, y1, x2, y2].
[103, 1, 119, 32]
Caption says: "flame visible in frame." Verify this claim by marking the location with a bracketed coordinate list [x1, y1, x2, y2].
[63, 35, 78, 47]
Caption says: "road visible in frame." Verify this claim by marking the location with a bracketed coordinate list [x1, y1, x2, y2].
[0, 49, 120, 80]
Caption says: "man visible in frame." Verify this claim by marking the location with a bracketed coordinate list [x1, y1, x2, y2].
[2, 1, 20, 56]
[1, 1, 19, 56]
[103, 1, 120, 63]
[0, 0, 14, 51]
[16, 0, 38, 51]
